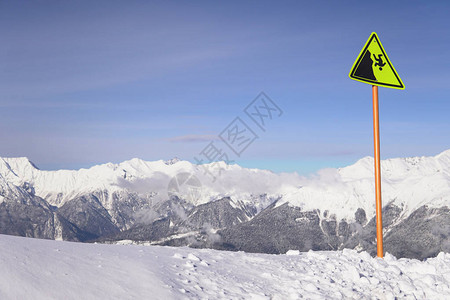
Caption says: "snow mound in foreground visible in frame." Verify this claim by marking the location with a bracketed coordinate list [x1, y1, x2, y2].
[0, 234, 449, 299]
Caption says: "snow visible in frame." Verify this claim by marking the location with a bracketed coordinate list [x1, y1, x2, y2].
[275, 152, 450, 221]
[0, 149, 449, 222]
[0, 234, 449, 299]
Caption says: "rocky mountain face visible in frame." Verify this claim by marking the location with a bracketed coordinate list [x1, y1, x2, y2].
[0, 151, 449, 260]
[151, 200, 449, 260]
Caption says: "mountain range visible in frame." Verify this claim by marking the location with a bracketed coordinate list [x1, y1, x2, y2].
[0, 150, 449, 259]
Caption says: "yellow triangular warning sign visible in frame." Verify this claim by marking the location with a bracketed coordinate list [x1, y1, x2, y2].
[349, 32, 404, 90]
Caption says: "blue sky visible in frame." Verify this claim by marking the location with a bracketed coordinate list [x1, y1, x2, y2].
[0, 0, 449, 174]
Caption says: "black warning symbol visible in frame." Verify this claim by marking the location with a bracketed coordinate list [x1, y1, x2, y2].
[373, 54, 386, 71]
[353, 50, 376, 81]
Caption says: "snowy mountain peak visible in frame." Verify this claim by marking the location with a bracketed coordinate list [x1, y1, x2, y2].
[0, 157, 39, 172]
[0, 150, 449, 222]
[436, 149, 450, 163]
[0, 157, 39, 186]
[165, 157, 181, 165]
[0, 151, 449, 259]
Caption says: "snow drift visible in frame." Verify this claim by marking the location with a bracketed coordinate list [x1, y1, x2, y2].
[0, 234, 449, 299]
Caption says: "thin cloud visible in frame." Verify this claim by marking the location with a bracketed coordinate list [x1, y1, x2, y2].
[167, 134, 219, 143]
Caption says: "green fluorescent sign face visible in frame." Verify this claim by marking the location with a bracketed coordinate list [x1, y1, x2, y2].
[349, 32, 405, 90]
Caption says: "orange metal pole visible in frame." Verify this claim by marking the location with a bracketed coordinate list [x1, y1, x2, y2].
[372, 85, 384, 258]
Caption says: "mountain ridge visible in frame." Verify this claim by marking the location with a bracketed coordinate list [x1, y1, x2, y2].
[0, 150, 449, 259]
[1, 150, 449, 222]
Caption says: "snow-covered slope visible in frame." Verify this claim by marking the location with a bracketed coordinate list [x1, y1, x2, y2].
[0, 171, 48, 207]
[1, 149, 449, 222]
[1, 234, 449, 299]
[281, 149, 450, 221]
[0, 157, 292, 210]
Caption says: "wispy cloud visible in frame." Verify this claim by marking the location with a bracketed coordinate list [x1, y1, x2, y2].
[167, 134, 219, 143]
